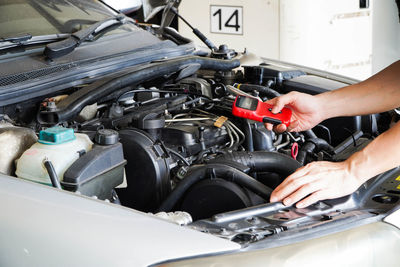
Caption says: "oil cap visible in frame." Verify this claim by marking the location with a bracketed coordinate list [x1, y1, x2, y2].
[38, 127, 76, 145]
[95, 129, 119, 145]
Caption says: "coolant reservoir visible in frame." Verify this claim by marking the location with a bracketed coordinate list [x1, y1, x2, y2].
[16, 127, 93, 185]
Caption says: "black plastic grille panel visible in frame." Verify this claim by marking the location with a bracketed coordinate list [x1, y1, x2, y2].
[0, 63, 78, 87]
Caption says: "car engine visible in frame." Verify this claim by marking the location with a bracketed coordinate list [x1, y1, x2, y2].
[1, 54, 389, 223]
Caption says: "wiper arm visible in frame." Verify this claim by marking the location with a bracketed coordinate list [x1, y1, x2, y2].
[44, 15, 126, 60]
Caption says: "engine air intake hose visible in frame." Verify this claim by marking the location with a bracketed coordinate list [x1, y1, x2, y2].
[157, 163, 273, 212]
[210, 151, 301, 178]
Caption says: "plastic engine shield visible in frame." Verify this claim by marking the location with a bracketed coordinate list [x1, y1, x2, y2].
[117, 129, 171, 212]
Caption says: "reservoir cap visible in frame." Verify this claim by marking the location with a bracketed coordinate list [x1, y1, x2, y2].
[95, 129, 119, 145]
[39, 127, 76, 145]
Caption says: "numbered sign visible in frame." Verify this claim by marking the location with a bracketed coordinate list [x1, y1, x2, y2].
[210, 5, 243, 35]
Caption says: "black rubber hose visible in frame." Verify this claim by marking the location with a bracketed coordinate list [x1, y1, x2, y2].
[39, 56, 240, 123]
[210, 151, 301, 178]
[237, 84, 281, 99]
[157, 163, 272, 212]
[243, 120, 254, 152]
[163, 27, 193, 45]
[297, 138, 334, 165]
[304, 129, 318, 139]
[43, 160, 62, 189]
[296, 142, 316, 165]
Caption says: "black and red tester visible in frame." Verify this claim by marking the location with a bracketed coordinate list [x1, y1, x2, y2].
[232, 95, 292, 126]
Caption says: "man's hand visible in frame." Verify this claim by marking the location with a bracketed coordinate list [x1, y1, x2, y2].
[269, 161, 363, 208]
[264, 91, 324, 133]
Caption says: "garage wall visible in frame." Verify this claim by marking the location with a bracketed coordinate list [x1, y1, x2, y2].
[179, 0, 400, 80]
[178, 0, 280, 59]
[280, 0, 372, 80]
[371, 0, 400, 75]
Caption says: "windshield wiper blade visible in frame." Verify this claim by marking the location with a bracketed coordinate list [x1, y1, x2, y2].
[44, 15, 126, 60]
[0, 33, 32, 43]
[0, 34, 71, 51]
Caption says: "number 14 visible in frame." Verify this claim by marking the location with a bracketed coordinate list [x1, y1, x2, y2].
[213, 8, 241, 32]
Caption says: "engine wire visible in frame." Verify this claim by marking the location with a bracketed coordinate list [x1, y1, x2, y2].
[166, 148, 191, 166]
[165, 117, 212, 123]
[276, 134, 291, 150]
[224, 123, 235, 148]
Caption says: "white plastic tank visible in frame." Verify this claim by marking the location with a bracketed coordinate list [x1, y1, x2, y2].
[16, 127, 93, 185]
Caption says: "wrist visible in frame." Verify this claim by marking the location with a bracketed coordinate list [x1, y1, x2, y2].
[314, 83, 359, 120]
[314, 92, 335, 121]
[344, 150, 373, 185]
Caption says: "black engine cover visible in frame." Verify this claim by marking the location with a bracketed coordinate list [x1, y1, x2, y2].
[161, 120, 228, 156]
[117, 129, 171, 212]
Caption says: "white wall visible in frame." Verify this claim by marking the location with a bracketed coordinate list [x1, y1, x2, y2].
[280, 0, 372, 80]
[179, 0, 400, 80]
[371, 0, 400, 75]
[179, 0, 280, 59]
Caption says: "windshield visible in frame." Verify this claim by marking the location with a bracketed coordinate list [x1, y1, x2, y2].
[0, 0, 117, 37]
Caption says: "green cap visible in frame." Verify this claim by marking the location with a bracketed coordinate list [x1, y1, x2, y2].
[38, 127, 76, 145]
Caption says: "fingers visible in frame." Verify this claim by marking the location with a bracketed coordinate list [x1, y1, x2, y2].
[271, 177, 326, 208]
[264, 93, 299, 133]
[270, 163, 327, 207]
[296, 190, 325, 208]
[269, 161, 356, 208]
[271, 96, 286, 114]
[263, 93, 299, 133]
[270, 166, 313, 202]
[263, 123, 287, 133]
[264, 123, 273, 131]
[282, 182, 321, 206]
[270, 92, 297, 114]
[275, 124, 287, 133]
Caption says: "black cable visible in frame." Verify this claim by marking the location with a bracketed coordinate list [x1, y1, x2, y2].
[166, 148, 190, 166]
[43, 160, 62, 189]
[235, 84, 281, 99]
[315, 124, 332, 144]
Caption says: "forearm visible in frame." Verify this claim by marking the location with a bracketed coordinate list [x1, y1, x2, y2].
[346, 121, 400, 183]
[316, 60, 400, 120]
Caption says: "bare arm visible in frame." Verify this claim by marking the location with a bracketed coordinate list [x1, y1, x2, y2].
[317, 60, 400, 119]
[267, 60, 400, 207]
[270, 121, 400, 208]
[265, 60, 400, 132]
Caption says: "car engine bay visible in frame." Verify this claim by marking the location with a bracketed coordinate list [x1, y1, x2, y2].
[1, 24, 400, 248]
